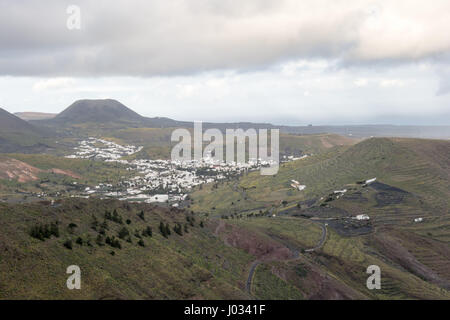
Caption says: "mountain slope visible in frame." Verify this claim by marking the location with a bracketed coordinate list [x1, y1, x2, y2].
[0, 198, 253, 299]
[0, 108, 51, 153]
[192, 137, 450, 220]
[190, 137, 450, 298]
[0, 108, 44, 135]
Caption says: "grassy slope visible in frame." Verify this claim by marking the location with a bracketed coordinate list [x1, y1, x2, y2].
[0, 198, 252, 299]
[279, 133, 358, 155]
[6, 153, 130, 183]
[0, 154, 134, 202]
[1, 136, 448, 299]
[192, 138, 449, 215]
[190, 137, 450, 299]
[220, 216, 450, 299]
[116, 130, 357, 160]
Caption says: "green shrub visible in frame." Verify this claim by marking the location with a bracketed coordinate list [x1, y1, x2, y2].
[118, 227, 130, 239]
[142, 226, 152, 237]
[173, 224, 183, 236]
[159, 221, 168, 238]
[29, 222, 59, 240]
[96, 234, 104, 246]
[63, 239, 73, 250]
[75, 237, 83, 246]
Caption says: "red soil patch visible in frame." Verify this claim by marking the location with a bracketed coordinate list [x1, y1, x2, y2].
[212, 220, 291, 261]
[0, 157, 82, 182]
[0, 158, 42, 182]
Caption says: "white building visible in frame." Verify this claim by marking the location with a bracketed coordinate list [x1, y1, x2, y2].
[356, 214, 370, 220]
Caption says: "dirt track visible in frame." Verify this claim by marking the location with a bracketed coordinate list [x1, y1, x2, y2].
[245, 222, 327, 296]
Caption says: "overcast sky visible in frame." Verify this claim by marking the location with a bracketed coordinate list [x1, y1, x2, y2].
[0, 0, 449, 125]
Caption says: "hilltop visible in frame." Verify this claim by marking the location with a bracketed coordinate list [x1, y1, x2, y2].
[52, 99, 145, 124]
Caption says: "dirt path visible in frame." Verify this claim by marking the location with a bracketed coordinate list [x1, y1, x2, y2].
[245, 222, 327, 297]
[214, 219, 226, 236]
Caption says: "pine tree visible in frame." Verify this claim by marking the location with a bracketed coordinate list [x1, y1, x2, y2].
[165, 223, 171, 236]
[118, 226, 130, 239]
[134, 229, 142, 239]
[159, 222, 167, 238]
[76, 237, 83, 246]
[50, 222, 60, 237]
[112, 209, 123, 224]
[173, 224, 183, 236]
[138, 210, 145, 221]
[101, 220, 109, 230]
[143, 226, 152, 237]
[91, 214, 99, 230]
[104, 210, 112, 220]
[63, 239, 73, 250]
[96, 234, 104, 246]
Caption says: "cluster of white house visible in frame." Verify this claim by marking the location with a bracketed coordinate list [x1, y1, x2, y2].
[66, 138, 143, 160]
[66, 138, 285, 205]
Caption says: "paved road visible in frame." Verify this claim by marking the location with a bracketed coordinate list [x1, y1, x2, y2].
[245, 260, 261, 296]
[245, 222, 327, 296]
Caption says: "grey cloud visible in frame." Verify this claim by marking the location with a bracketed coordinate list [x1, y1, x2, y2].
[1, 0, 450, 77]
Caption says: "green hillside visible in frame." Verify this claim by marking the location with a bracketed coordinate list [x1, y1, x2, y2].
[191, 138, 449, 216]
[188, 137, 450, 299]
[0, 198, 253, 299]
[115, 130, 357, 160]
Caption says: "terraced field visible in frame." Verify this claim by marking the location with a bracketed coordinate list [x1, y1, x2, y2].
[192, 138, 449, 217]
[190, 137, 450, 299]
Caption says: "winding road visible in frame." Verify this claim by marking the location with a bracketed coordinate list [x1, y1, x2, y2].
[245, 260, 261, 296]
[245, 222, 327, 296]
[305, 223, 327, 252]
